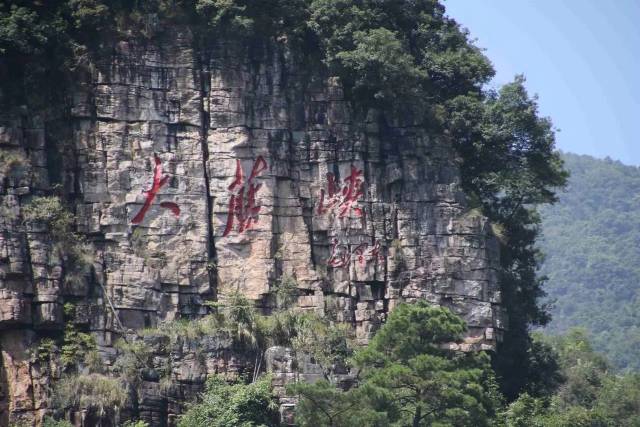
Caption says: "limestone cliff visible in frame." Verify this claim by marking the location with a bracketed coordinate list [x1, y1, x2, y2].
[0, 28, 502, 425]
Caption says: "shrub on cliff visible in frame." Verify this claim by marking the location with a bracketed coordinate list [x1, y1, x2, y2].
[43, 418, 74, 427]
[22, 196, 75, 239]
[178, 374, 279, 427]
[22, 195, 95, 287]
[52, 373, 127, 421]
[447, 77, 568, 399]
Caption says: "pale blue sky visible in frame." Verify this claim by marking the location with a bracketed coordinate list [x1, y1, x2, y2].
[444, 0, 640, 166]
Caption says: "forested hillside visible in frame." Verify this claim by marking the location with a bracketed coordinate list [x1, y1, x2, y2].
[540, 152, 640, 370]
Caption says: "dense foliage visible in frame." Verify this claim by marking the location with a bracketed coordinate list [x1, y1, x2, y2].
[539, 153, 640, 371]
[500, 330, 640, 426]
[290, 302, 501, 427]
[210, 304, 638, 427]
[178, 375, 280, 427]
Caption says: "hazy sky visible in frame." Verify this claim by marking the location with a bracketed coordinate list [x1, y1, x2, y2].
[444, 1, 640, 166]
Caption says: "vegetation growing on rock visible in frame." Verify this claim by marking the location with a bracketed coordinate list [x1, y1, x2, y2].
[178, 375, 279, 427]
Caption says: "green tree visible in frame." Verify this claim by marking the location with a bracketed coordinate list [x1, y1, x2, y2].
[354, 301, 498, 426]
[308, 0, 493, 111]
[447, 77, 568, 399]
[595, 373, 640, 426]
[522, 333, 564, 398]
[289, 380, 390, 427]
[501, 394, 610, 427]
[500, 330, 640, 427]
[291, 301, 500, 427]
[500, 393, 546, 427]
[549, 329, 610, 410]
[178, 375, 279, 427]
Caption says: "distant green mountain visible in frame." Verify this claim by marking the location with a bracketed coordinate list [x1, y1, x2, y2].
[539, 152, 640, 370]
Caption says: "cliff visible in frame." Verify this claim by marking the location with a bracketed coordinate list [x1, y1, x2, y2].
[0, 27, 502, 425]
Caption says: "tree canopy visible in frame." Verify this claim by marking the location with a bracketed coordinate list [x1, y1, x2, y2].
[500, 330, 640, 427]
[290, 302, 500, 427]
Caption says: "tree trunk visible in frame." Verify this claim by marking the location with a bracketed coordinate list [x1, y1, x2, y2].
[413, 405, 422, 427]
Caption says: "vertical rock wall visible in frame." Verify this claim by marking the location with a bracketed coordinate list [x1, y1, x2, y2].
[0, 29, 502, 425]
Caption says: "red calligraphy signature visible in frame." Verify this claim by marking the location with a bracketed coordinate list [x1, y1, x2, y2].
[327, 239, 384, 268]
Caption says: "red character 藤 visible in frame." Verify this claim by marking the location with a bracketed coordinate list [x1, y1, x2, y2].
[317, 165, 365, 218]
[222, 156, 268, 237]
[131, 155, 180, 224]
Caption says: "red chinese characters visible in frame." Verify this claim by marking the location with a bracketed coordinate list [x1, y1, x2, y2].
[131, 155, 180, 224]
[222, 156, 268, 237]
[317, 165, 365, 218]
[328, 239, 351, 268]
[327, 239, 384, 268]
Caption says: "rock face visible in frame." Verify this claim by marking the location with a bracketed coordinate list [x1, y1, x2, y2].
[0, 29, 502, 425]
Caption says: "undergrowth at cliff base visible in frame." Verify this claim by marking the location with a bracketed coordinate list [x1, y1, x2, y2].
[171, 302, 640, 427]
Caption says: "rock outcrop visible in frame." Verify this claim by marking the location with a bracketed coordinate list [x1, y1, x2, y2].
[0, 28, 502, 425]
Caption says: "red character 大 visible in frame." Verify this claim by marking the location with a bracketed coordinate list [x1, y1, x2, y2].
[222, 156, 268, 237]
[131, 155, 180, 224]
[317, 165, 365, 218]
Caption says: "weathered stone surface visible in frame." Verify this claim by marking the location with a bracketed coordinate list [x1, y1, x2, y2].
[0, 29, 502, 425]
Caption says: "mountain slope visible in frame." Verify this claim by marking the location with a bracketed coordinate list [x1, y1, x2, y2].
[540, 152, 640, 370]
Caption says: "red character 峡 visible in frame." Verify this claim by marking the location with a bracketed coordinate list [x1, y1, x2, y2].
[222, 156, 268, 237]
[339, 165, 364, 217]
[131, 155, 180, 224]
[317, 165, 365, 218]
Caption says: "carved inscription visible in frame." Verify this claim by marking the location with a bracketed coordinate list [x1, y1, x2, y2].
[222, 156, 268, 237]
[317, 165, 365, 218]
[327, 239, 384, 268]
